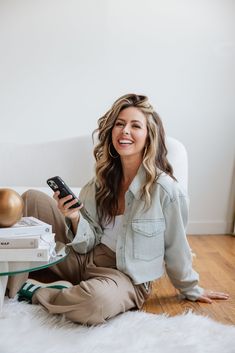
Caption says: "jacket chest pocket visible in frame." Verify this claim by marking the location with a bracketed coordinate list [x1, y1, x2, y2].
[132, 219, 165, 261]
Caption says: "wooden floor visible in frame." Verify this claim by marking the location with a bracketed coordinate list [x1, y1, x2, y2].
[143, 234, 235, 325]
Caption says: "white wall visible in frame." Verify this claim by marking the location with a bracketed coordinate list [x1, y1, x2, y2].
[0, 0, 234, 234]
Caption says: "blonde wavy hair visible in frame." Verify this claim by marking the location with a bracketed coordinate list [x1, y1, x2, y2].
[93, 93, 175, 225]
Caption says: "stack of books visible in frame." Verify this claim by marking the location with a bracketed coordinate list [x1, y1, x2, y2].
[0, 217, 56, 262]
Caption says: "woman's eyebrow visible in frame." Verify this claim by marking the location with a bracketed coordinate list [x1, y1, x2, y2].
[131, 120, 143, 125]
[116, 118, 143, 125]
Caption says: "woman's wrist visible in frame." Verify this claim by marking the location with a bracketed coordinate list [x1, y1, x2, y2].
[70, 214, 80, 235]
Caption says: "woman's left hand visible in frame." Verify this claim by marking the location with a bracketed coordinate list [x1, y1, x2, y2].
[197, 290, 229, 304]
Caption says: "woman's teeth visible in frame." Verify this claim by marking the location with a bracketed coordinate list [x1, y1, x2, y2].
[118, 140, 132, 145]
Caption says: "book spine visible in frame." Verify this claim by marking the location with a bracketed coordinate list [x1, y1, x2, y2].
[0, 216, 52, 236]
[0, 237, 39, 249]
[0, 247, 50, 261]
[0, 226, 52, 236]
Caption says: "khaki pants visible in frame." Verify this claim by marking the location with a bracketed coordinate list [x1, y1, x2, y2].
[8, 190, 150, 325]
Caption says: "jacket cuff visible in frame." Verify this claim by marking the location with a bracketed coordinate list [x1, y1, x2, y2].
[66, 215, 94, 253]
[181, 285, 204, 301]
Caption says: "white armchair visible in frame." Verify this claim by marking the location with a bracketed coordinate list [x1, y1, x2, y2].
[0, 136, 188, 194]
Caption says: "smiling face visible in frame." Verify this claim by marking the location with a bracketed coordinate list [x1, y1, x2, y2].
[111, 107, 148, 161]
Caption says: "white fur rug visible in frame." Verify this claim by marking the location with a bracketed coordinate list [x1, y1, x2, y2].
[1, 298, 235, 353]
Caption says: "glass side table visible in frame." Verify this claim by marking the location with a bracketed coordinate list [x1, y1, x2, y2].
[0, 242, 69, 313]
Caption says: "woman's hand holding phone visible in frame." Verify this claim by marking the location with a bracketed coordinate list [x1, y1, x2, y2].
[47, 176, 83, 234]
[53, 191, 81, 218]
[53, 191, 83, 234]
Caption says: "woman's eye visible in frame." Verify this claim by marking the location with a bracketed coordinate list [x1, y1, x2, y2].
[133, 124, 141, 129]
[115, 122, 124, 126]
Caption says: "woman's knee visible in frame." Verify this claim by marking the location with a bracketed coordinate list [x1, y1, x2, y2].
[22, 189, 46, 216]
[22, 189, 51, 202]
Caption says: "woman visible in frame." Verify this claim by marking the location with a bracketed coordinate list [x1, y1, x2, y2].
[18, 94, 229, 325]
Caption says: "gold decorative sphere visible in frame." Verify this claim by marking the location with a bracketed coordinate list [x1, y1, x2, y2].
[0, 188, 24, 227]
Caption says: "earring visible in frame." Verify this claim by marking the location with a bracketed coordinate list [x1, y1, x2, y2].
[108, 143, 119, 158]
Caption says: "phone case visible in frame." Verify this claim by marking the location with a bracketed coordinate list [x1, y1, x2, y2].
[47, 176, 82, 208]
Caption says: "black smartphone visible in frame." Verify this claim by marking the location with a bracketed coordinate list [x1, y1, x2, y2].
[46, 176, 82, 209]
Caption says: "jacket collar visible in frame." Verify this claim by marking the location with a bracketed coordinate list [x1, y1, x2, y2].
[129, 164, 146, 200]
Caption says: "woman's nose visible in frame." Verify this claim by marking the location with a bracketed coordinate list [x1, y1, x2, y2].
[123, 126, 130, 135]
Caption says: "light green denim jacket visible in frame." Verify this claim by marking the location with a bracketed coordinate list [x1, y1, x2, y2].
[66, 166, 203, 301]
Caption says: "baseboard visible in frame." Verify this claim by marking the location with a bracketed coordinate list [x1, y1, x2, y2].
[187, 221, 234, 235]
